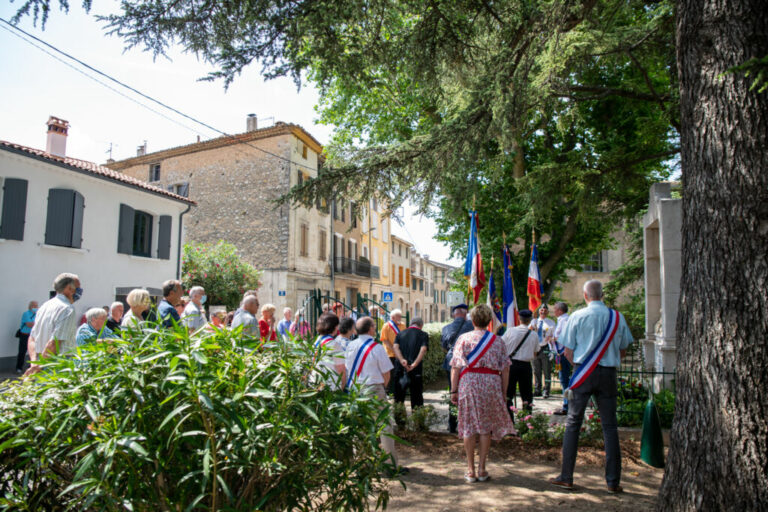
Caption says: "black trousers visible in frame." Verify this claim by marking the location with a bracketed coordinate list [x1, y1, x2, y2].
[387, 357, 397, 394]
[507, 359, 534, 416]
[16, 333, 29, 371]
[393, 363, 424, 409]
[447, 370, 458, 433]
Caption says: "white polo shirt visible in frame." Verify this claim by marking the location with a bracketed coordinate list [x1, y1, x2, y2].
[502, 324, 539, 362]
[316, 337, 346, 391]
[29, 294, 77, 354]
[181, 302, 207, 331]
[345, 335, 393, 386]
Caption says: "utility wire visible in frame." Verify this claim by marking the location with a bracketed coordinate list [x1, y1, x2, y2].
[0, 18, 319, 172]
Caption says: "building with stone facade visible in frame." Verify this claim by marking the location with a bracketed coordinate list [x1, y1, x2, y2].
[360, 198, 392, 304]
[109, 117, 383, 310]
[390, 234, 413, 313]
[426, 258, 453, 323]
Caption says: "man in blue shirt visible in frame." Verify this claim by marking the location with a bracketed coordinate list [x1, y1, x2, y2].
[76, 308, 116, 347]
[550, 280, 633, 493]
[277, 307, 292, 340]
[15, 301, 37, 373]
[441, 303, 473, 433]
[158, 280, 183, 328]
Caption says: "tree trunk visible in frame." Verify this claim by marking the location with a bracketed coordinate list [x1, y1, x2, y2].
[658, 0, 768, 509]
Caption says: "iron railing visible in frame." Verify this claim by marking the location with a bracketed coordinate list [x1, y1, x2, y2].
[333, 257, 380, 279]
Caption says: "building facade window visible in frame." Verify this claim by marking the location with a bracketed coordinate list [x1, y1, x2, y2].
[117, 204, 172, 259]
[168, 182, 189, 197]
[406, 269, 410, 287]
[392, 241, 396, 254]
[583, 252, 604, 272]
[45, 188, 84, 249]
[383, 252, 388, 276]
[149, 163, 161, 182]
[350, 202, 358, 228]
[318, 229, 327, 260]
[302, 144, 308, 159]
[0, 177, 28, 241]
[300, 223, 309, 257]
[406, 247, 409, 258]
[132, 210, 153, 257]
[398, 266, 403, 286]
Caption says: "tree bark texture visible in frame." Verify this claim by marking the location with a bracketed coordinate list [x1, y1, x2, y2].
[659, 0, 768, 509]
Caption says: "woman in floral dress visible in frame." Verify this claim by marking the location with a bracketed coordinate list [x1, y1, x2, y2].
[450, 304, 516, 482]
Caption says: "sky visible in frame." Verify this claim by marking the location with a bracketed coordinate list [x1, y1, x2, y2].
[0, 3, 461, 266]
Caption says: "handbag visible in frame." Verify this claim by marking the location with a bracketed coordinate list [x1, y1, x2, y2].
[14, 329, 23, 338]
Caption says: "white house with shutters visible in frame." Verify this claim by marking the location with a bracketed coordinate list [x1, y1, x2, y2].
[0, 117, 195, 370]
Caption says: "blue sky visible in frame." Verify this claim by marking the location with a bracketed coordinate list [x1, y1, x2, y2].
[0, 3, 460, 265]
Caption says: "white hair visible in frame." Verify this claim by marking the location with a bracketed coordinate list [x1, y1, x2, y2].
[243, 296, 259, 307]
[53, 273, 79, 293]
[110, 302, 124, 314]
[189, 286, 205, 297]
[85, 307, 107, 324]
[390, 309, 403, 317]
[583, 279, 604, 300]
[283, 307, 292, 314]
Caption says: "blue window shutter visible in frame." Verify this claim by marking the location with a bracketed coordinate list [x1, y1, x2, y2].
[0, 178, 28, 240]
[117, 204, 135, 254]
[70, 191, 84, 249]
[157, 215, 172, 259]
[45, 189, 75, 247]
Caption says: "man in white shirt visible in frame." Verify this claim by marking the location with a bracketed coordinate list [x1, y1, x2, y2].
[181, 286, 208, 332]
[502, 309, 539, 413]
[548, 302, 571, 415]
[531, 304, 556, 398]
[26, 273, 82, 376]
[231, 295, 260, 337]
[346, 316, 407, 476]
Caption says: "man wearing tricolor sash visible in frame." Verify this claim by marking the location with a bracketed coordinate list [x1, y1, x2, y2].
[549, 280, 633, 493]
[346, 316, 407, 476]
[380, 309, 406, 394]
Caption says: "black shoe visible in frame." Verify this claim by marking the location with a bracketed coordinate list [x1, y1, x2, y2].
[534, 391, 542, 397]
[543, 393, 550, 399]
[553, 409, 568, 416]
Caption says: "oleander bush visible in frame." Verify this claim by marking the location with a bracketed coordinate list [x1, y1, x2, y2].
[422, 323, 448, 385]
[0, 324, 393, 511]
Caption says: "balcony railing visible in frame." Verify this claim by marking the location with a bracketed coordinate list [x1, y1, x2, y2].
[334, 257, 380, 279]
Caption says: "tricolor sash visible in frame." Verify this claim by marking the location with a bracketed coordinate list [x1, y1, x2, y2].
[314, 335, 335, 349]
[564, 309, 620, 399]
[346, 338, 376, 388]
[386, 320, 401, 334]
[459, 331, 498, 380]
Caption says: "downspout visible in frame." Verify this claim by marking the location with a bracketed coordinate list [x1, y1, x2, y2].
[176, 204, 192, 279]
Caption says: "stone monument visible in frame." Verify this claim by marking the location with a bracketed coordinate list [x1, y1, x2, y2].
[642, 182, 681, 386]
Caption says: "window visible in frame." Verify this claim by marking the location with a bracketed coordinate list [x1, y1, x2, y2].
[149, 163, 161, 182]
[406, 269, 410, 287]
[117, 204, 171, 258]
[318, 229, 327, 261]
[132, 211, 153, 257]
[383, 252, 388, 276]
[392, 242, 395, 254]
[302, 144, 308, 159]
[373, 248, 379, 266]
[297, 171, 304, 186]
[300, 223, 309, 257]
[583, 252, 604, 272]
[45, 188, 84, 248]
[419, 279, 424, 291]
[381, 218, 387, 241]
[412, 278, 417, 291]
[371, 197, 378, 211]
[392, 264, 395, 278]
[341, 201, 346, 222]
[398, 266, 403, 286]
[406, 247, 409, 258]
[168, 182, 189, 197]
[398, 244, 402, 256]
[350, 202, 358, 228]
[372, 212, 378, 238]
[363, 246, 368, 259]
[0, 178, 28, 241]
[315, 196, 328, 213]
[333, 200, 339, 220]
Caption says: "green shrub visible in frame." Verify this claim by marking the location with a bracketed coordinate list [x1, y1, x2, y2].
[406, 406, 439, 432]
[422, 323, 448, 385]
[0, 325, 393, 511]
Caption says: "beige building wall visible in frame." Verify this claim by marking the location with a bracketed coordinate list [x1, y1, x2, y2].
[557, 232, 630, 306]
[390, 235, 412, 314]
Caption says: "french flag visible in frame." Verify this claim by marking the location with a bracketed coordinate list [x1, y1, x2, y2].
[464, 211, 486, 305]
[486, 272, 503, 332]
[527, 243, 543, 312]
[502, 244, 520, 327]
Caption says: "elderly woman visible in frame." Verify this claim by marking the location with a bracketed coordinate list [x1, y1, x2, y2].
[258, 303, 278, 341]
[450, 304, 515, 483]
[121, 289, 151, 329]
[106, 302, 124, 332]
[289, 308, 311, 339]
[76, 307, 116, 346]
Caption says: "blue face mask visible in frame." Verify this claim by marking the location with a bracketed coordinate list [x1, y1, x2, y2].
[31, 308, 38, 313]
[201, 295, 207, 305]
[73, 287, 83, 302]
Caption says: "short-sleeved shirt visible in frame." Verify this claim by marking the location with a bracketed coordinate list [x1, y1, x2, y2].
[30, 294, 77, 354]
[76, 323, 115, 347]
[345, 334, 393, 386]
[181, 302, 207, 331]
[121, 310, 142, 329]
[380, 321, 406, 357]
[20, 309, 36, 334]
[259, 318, 277, 341]
[394, 327, 429, 369]
[560, 301, 634, 368]
[530, 317, 555, 346]
[335, 335, 352, 351]
[232, 310, 260, 337]
[158, 299, 180, 328]
[277, 319, 292, 339]
[501, 324, 538, 362]
[552, 312, 570, 352]
[315, 336, 346, 391]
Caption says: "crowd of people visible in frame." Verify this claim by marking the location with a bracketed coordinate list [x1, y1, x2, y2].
[14, 273, 634, 491]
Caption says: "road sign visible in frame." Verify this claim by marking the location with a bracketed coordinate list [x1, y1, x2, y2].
[382, 291, 393, 302]
[278, 290, 286, 296]
[447, 291, 465, 308]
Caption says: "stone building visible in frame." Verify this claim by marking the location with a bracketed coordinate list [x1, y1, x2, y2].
[390, 234, 413, 313]
[426, 258, 454, 323]
[108, 116, 381, 310]
[557, 233, 632, 305]
[360, 198, 392, 304]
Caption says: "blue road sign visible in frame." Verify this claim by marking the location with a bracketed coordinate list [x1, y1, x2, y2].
[382, 291, 393, 302]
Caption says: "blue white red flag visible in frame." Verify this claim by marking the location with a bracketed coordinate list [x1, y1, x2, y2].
[502, 244, 520, 327]
[527, 243, 543, 312]
[487, 272, 503, 332]
[464, 211, 486, 304]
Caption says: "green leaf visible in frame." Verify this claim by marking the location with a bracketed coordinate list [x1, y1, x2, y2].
[198, 393, 214, 410]
[159, 404, 192, 431]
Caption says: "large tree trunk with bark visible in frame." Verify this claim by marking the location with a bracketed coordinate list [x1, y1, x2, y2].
[658, 0, 768, 509]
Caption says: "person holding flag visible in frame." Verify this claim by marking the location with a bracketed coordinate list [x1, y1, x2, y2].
[502, 243, 520, 328]
[549, 280, 633, 493]
[464, 211, 486, 305]
[450, 304, 515, 483]
[380, 309, 406, 393]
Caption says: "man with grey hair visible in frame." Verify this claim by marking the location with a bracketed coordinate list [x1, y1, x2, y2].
[232, 295, 260, 337]
[75, 307, 116, 346]
[158, 279, 183, 328]
[549, 279, 634, 493]
[182, 286, 208, 331]
[277, 307, 292, 340]
[25, 273, 82, 375]
[393, 317, 429, 413]
[380, 308, 406, 394]
[106, 302, 124, 332]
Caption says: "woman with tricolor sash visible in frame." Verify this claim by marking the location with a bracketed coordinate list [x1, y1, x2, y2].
[450, 304, 516, 482]
[312, 313, 346, 391]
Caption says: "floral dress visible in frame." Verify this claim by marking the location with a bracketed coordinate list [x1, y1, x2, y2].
[450, 329, 516, 440]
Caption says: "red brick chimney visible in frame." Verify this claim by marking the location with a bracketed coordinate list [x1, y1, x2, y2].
[46, 116, 70, 157]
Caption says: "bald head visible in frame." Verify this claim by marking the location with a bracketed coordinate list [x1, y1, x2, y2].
[356, 316, 376, 336]
[583, 280, 604, 301]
